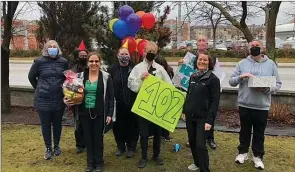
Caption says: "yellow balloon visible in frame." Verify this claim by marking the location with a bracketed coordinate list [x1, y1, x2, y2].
[109, 18, 119, 32]
[135, 39, 142, 44]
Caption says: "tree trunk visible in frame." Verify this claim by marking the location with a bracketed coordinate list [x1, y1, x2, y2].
[1, 1, 19, 113]
[266, 2, 281, 61]
[213, 27, 217, 49]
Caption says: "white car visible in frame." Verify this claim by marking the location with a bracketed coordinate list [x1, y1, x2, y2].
[216, 43, 227, 51]
[284, 40, 295, 49]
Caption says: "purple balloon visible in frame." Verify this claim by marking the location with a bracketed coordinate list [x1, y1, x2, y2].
[119, 5, 134, 21]
[126, 13, 142, 36]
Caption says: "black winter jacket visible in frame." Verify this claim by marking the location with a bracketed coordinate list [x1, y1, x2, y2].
[183, 70, 220, 125]
[28, 56, 68, 111]
[108, 63, 137, 107]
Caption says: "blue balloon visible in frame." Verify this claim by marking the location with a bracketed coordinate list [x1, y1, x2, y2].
[126, 13, 142, 36]
[113, 20, 128, 39]
[119, 5, 134, 21]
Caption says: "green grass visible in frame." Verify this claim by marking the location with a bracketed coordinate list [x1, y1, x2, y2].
[2, 124, 295, 172]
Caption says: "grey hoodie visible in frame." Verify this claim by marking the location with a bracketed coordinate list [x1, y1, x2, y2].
[229, 55, 282, 110]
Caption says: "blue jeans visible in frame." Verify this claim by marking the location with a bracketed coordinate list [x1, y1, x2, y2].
[38, 109, 64, 149]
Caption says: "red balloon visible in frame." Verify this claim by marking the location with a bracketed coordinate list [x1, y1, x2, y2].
[142, 13, 156, 30]
[121, 36, 137, 54]
[137, 39, 149, 57]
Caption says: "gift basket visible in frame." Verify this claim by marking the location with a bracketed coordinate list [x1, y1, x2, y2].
[63, 70, 84, 105]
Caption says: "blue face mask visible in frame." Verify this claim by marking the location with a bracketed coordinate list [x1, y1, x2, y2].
[48, 47, 58, 57]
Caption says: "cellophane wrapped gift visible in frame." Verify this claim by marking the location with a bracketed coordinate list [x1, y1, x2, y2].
[63, 70, 84, 105]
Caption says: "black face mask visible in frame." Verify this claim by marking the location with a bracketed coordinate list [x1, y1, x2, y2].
[250, 47, 261, 56]
[146, 53, 156, 61]
[78, 58, 87, 65]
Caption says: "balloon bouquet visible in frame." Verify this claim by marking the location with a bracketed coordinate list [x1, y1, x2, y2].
[109, 5, 156, 63]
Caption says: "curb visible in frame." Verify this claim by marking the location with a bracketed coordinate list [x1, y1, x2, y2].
[176, 121, 295, 137]
[9, 60, 33, 64]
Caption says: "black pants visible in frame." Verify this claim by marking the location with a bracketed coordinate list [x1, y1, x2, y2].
[186, 116, 210, 172]
[138, 117, 162, 160]
[238, 106, 268, 158]
[74, 114, 85, 148]
[205, 115, 216, 141]
[113, 102, 139, 151]
[38, 109, 64, 149]
[80, 112, 104, 167]
[161, 129, 170, 138]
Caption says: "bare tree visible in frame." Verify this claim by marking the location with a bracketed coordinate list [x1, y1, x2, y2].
[206, 1, 281, 61]
[190, 2, 227, 49]
[260, 2, 281, 60]
[206, 1, 254, 42]
[1, 1, 19, 113]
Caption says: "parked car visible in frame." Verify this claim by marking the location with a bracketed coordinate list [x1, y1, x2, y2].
[216, 43, 227, 51]
[284, 39, 295, 49]
[224, 39, 233, 50]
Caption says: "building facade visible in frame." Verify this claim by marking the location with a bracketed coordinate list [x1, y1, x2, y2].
[165, 19, 190, 41]
[1, 19, 39, 50]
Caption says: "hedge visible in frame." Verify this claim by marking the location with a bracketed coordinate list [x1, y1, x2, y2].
[160, 48, 295, 58]
[10, 49, 41, 57]
[9, 48, 295, 59]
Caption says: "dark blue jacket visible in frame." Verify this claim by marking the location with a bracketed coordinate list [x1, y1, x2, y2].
[28, 56, 69, 111]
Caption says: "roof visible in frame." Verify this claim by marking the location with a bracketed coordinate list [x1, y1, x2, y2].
[276, 23, 295, 33]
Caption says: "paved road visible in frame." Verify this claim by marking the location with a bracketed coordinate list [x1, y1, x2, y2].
[9, 62, 295, 91]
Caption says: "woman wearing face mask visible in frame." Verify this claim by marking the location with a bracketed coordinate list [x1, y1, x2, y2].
[108, 47, 139, 158]
[128, 41, 172, 168]
[28, 40, 69, 160]
[182, 51, 220, 172]
[65, 52, 114, 172]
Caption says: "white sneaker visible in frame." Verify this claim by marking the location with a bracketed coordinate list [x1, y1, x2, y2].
[253, 156, 264, 170]
[188, 164, 199, 171]
[235, 153, 248, 164]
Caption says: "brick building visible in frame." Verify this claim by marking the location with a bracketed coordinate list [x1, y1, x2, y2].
[165, 19, 190, 41]
[1, 19, 39, 50]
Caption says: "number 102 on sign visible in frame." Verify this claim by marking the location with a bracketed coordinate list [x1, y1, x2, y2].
[131, 75, 186, 132]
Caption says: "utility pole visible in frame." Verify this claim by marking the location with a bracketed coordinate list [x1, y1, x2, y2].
[177, 2, 181, 49]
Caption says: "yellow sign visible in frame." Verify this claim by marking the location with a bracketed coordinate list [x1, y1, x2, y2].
[131, 75, 186, 132]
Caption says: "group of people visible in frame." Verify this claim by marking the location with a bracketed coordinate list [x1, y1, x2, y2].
[28, 36, 281, 172]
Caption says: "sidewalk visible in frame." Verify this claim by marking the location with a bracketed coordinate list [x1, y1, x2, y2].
[176, 120, 295, 137]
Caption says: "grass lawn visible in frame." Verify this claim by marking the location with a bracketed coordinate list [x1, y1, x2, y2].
[2, 124, 295, 172]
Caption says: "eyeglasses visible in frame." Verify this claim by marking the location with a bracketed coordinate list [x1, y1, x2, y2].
[79, 55, 87, 58]
[89, 60, 100, 63]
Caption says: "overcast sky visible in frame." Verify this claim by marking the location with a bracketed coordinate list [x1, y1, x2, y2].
[16, 1, 295, 26]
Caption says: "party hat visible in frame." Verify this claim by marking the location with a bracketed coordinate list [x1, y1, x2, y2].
[122, 40, 129, 48]
[78, 40, 86, 51]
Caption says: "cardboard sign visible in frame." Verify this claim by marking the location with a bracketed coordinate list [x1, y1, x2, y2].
[172, 52, 196, 91]
[131, 75, 186, 132]
[248, 76, 276, 87]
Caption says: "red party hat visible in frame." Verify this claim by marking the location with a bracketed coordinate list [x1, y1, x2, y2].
[78, 40, 86, 51]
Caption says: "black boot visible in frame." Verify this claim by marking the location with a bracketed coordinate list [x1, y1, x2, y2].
[207, 139, 217, 150]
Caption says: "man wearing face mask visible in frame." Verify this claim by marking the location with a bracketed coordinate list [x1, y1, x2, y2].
[229, 40, 282, 170]
[128, 41, 172, 168]
[108, 47, 139, 158]
[70, 40, 88, 154]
